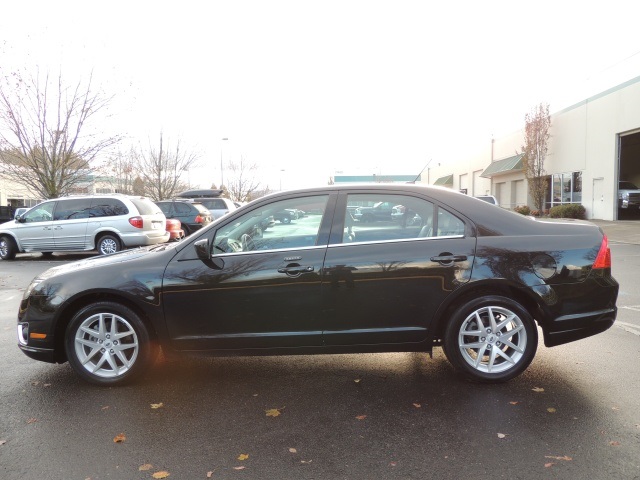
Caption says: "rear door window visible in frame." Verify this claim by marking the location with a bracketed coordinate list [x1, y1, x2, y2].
[90, 198, 128, 217]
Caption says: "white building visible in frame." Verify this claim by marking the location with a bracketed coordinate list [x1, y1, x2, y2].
[428, 75, 640, 221]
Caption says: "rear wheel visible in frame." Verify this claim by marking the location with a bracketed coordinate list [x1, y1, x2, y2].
[182, 224, 191, 236]
[65, 302, 157, 385]
[443, 295, 537, 383]
[97, 234, 121, 255]
[0, 235, 17, 260]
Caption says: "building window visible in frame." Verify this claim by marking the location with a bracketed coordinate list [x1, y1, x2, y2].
[547, 171, 582, 208]
[96, 188, 114, 194]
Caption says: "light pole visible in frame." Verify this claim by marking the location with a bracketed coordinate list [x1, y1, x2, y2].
[220, 137, 228, 188]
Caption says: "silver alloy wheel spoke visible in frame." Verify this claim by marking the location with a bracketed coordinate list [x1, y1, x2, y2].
[74, 312, 139, 379]
[458, 305, 527, 374]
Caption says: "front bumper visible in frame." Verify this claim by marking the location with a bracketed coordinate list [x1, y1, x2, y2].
[18, 344, 57, 363]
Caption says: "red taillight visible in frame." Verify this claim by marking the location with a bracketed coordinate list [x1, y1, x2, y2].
[593, 234, 611, 269]
[195, 215, 203, 224]
[129, 216, 144, 229]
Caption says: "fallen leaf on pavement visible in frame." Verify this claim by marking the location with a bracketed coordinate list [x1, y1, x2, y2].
[26, 418, 37, 424]
[497, 433, 507, 439]
[413, 403, 421, 408]
[354, 379, 361, 383]
[509, 401, 519, 405]
[152, 471, 170, 479]
[265, 407, 284, 417]
[610, 441, 621, 446]
[545, 462, 555, 468]
[532, 387, 545, 393]
[289, 448, 297, 453]
[547, 407, 557, 413]
[207, 472, 214, 478]
[237, 454, 249, 461]
[301, 460, 313, 464]
[0, 440, 6, 446]
[113, 433, 126, 443]
[545, 455, 572, 461]
[233, 466, 246, 470]
[150, 403, 164, 409]
[101, 406, 110, 411]
[139, 464, 153, 471]
[356, 415, 367, 420]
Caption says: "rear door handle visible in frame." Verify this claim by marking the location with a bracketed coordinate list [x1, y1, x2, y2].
[278, 265, 314, 275]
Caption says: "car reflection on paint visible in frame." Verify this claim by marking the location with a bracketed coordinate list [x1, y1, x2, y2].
[17, 184, 618, 386]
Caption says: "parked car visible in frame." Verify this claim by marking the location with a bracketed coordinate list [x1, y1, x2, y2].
[273, 209, 297, 224]
[175, 189, 237, 219]
[618, 181, 640, 211]
[474, 195, 499, 205]
[0, 194, 168, 260]
[166, 218, 185, 241]
[353, 201, 394, 222]
[154, 200, 212, 236]
[17, 184, 618, 386]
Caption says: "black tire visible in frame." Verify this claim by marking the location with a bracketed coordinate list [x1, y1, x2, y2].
[443, 295, 538, 383]
[65, 302, 157, 386]
[41, 252, 54, 258]
[97, 234, 121, 255]
[182, 224, 191, 236]
[0, 235, 17, 260]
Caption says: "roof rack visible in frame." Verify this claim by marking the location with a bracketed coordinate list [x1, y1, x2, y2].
[176, 189, 223, 199]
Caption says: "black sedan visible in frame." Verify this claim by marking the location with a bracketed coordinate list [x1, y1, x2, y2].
[17, 184, 618, 385]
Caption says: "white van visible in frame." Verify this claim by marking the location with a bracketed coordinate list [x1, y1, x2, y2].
[0, 194, 169, 260]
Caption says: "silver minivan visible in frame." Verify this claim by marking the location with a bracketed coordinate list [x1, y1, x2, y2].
[0, 194, 169, 260]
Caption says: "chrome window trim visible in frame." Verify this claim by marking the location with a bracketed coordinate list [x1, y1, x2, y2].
[328, 234, 465, 249]
[212, 244, 327, 258]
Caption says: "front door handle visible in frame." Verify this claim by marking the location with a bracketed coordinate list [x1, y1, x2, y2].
[278, 265, 314, 276]
[430, 254, 467, 263]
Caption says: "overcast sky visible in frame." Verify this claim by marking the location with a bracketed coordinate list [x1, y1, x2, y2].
[2, 1, 640, 190]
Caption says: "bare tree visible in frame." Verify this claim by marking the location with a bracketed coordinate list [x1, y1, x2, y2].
[522, 103, 551, 214]
[134, 132, 200, 201]
[225, 155, 263, 202]
[0, 70, 119, 198]
[99, 148, 137, 194]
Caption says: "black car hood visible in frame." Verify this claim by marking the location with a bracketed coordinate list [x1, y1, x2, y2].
[36, 244, 176, 281]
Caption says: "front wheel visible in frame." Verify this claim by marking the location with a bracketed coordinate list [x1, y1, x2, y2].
[97, 234, 121, 255]
[65, 302, 157, 385]
[443, 295, 538, 383]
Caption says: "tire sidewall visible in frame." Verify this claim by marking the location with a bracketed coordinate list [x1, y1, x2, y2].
[65, 302, 153, 386]
[0, 235, 17, 260]
[444, 295, 538, 383]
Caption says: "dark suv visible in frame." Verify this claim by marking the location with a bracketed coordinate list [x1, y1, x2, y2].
[155, 200, 212, 236]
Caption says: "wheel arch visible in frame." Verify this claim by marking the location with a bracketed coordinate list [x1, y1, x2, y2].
[92, 229, 122, 249]
[52, 291, 160, 363]
[429, 279, 547, 344]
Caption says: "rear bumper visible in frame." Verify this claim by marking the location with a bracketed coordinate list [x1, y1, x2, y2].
[121, 231, 170, 247]
[543, 307, 617, 347]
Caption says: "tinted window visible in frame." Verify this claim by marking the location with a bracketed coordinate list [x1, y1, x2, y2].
[156, 202, 172, 215]
[436, 208, 465, 236]
[53, 199, 91, 220]
[201, 199, 226, 209]
[213, 195, 329, 253]
[90, 198, 128, 217]
[174, 202, 193, 215]
[344, 193, 435, 243]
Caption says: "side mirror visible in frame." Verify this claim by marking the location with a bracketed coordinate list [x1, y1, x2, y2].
[194, 238, 225, 270]
[194, 239, 210, 261]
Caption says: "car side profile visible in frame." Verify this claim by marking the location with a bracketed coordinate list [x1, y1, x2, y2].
[0, 194, 168, 259]
[17, 184, 618, 386]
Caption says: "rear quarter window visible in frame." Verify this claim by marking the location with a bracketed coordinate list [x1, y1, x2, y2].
[130, 197, 162, 215]
[90, 198, 129, 217]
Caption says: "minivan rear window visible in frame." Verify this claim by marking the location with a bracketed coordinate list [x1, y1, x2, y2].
[130, 197, 161, 215]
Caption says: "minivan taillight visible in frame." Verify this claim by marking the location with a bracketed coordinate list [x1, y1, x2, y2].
[593, 234, 611, 269]
[129, 216, 144, 229]
[195, 215, 203, 224]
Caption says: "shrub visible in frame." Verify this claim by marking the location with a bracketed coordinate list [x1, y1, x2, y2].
[513, 205, 531, 216]
[548, 204, 586, 219]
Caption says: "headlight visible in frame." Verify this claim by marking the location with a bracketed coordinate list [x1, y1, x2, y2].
[23, 278, 43, 300]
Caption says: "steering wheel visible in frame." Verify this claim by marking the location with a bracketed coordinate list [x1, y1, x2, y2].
[240, 233, 255, 251]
